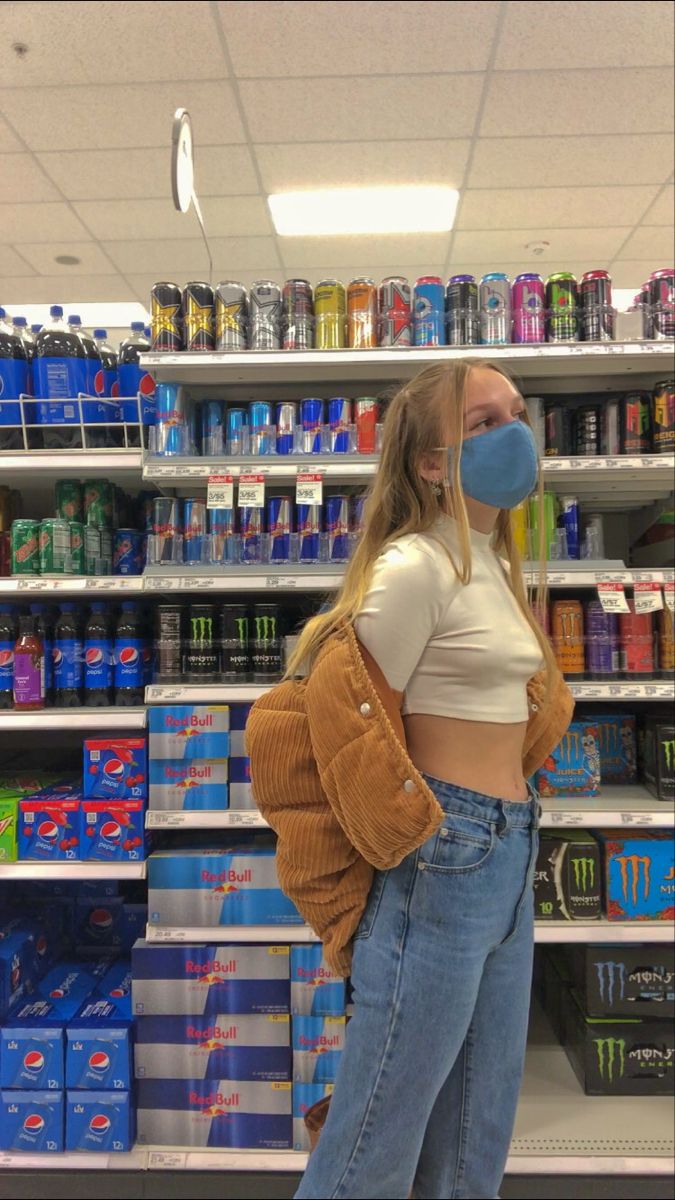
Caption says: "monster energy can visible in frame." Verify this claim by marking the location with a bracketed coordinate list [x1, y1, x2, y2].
[251, 603, 282, 682]
[185, 603, 219, 679]
[220, 604, 250, 681]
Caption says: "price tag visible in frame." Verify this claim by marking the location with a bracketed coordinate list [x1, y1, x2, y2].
[597, 582, 630, 613]
[621, 811, 654, 826]
[633, 582, 663, 614]
[147, 686, 184, 701]
[146, 812, 184, 828]
[207, 474, 234, 509]
[85, 577, 127, 591]
[148, 1151, 186, 1170]
[238, 474, 265, 508]
[664, 582, 675, 613]
[265, 575, 297, 589]
[229, 812, 266, 827]
[296, 473, 323, 505]
[17, 578, 45, 591]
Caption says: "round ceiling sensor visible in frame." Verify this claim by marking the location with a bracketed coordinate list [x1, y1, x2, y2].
[171, 108, 194, 214]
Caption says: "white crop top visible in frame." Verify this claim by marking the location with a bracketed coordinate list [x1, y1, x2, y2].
[354, 514, 543, 723]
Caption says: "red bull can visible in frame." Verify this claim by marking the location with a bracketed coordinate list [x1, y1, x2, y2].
[201, 400, 223, 453]
[152, 497, 182, 566]
[208, 508, 235, 565]
[301, 398, 324, 454]
[297, 504, 321, 563]
[275, 402, 297, 455]
[326, 495, 350, 562]
[155, 383, 187, 457]
[349, 494, 367, 534]
[183, 499, 207, 566]
[113, 529, 142, 576]
[512, 273, 545, 344]
[249, 401, 273, 456]
[240, 507, 264, 565]
[378, 276, 412, 346]
[226, 407, 247, 455]
[413, 277, 445, 346]
[328, 397, 352, 453]
[267, 496, 292, 564]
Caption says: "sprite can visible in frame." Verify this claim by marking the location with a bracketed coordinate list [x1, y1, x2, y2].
[83, 479, 113, 529]
[39, 518, 71, 574]
[55, 480, 83, 522]
[10, 519, 40, 575]
[69, 521, 85, 575]
[0, 798, 18, 862]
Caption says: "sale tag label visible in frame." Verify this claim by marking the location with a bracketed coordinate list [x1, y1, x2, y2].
[238, 474, 265, 508]
[597, 582, 630, 613]
[664, 581, 675, 613]
[633, 582, 663, 614]
[296, 473, 323, 506]
[207, 474, 234, 509]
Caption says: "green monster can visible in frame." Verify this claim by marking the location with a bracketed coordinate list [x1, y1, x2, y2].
[84, 526, 101, 575]
[545, 273, 579, 343]
[10, 519, 40, 575]
[69, 521, 85, 575]
[55, 480, 83, 522]
[83, 479, 113, 529]
[39, 518, 71, 574]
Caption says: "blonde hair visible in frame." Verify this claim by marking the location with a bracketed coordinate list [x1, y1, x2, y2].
[287, 359, 555, 688]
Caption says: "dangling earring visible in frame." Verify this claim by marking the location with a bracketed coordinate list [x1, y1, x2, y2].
[429, 479, 442, 498]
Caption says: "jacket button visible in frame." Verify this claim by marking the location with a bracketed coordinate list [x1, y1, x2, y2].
[360, 702, 371, 717]
[530, 702, 539, 712]
[403, 779, 415, 793]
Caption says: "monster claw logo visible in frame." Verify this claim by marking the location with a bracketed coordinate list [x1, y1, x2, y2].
[595, 960, 626, 1005]
[234, 616, 248, 643]
[594, 1037, 626, 1083]
[190, 616, 213, 643]
[616, 855, 651, 906]
[571, 857, 595, 892]
[254, 615, 277, 641]
[664, 740, 675, 771]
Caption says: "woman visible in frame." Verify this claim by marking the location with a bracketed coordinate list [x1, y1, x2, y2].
[248, 360, 573, 1200]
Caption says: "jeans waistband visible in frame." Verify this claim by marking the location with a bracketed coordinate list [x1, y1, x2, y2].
[421, 772, 541, 830]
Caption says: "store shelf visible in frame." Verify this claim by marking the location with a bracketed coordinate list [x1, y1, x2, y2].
[146, 809, 266, 829]
[145, 924, 319, 944]
[146, 683, 267, 703]
[569, 681, 674, 700]
[0, 1149, 147, 1171]
[0, 576, 144, 596]
[540, 455, 675, 509]
[143, 563, 345, 592]
[0, 707, 147, 730]
[0, 449, 143, 485]
[0, 861, 147, 879]
[143, 453, 379, 486]
[540, 787, 674, 828]
[144, 920, 673, 945]
[524, 565, 674, 587]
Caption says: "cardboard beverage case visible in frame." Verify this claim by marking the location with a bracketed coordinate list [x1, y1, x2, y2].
[0, 919, 44, 1018]
[228, 756, 255, 810]
[83, 737, 147, 800]
[0, 1090, 64, 1152]
[147, 847, 303, 927]
[534, 832, 602, 921]
[149, 760, 229, 811]
[536, 721, 601, 797]
[596, 832, 675, 921]
[149, 706, 230, 760]
[134, 1013, 291, 1081]
[640, 719, 675, 803]
[0, 1009, 64, 1090]
[0, 798, 18, 862]
[292, 1016, 346, 1084]
[66, 1000, 133, 1090]
[65, 1089, 133, 1151]
[561, 987, 675, 1096]
[290, 946, 346, 1017]
[80, 800, 147, 862]
[18, 799, 81, 861]
[94, 957, 133, 1019]
[595, 713, 637, 784]
[136, 1078, 291, 1149]
[74, 899, 147, 952]
[132, 942, 290, 1016]
[293, 1082, 334, 1152]
[561, 944, 675, 1018]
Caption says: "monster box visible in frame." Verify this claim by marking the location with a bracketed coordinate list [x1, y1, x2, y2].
[562, 944, 675, 1018]
[132, 942, 290, 1016]
[149, 706, 229, 760]
[561, 987, 675, 1096]
[534, 832, 602, 921]
[83, 738, 147, 800]
[147, 847, 303, 927]
[536, 721, 601, 797]
[596, 832, 675, 921]
[641, 719, 675, 803]
[595, 713, 637, 784]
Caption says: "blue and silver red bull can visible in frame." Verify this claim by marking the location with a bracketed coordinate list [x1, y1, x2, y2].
[413, 277, 446, 347]
[183, 498, 207, 566]
[208, 507, 235, 565]
[328, 397, 352, 454]
[155, 383, 187, 456]
[325, 495, 350, 562]
[226, 407, 247, 455]
[249, 401, 273, 455]
[151, 497, 182, 565]
[560, 495, 580, 560]
[301, 398, 324, 454]
[112, 529, 142, 576]
[240, 507, 264, 564]
[267, 496, 292, 564]
[276, 402, 297, 455]
[201, 400, 223, 452]
[350, 494, 367, 534]
[297, 504, 321, 563]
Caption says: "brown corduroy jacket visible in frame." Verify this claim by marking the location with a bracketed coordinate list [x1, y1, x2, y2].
[246, 623, 574, 976]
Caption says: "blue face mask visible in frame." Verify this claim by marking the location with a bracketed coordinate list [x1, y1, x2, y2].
[449, 420, 538, 509]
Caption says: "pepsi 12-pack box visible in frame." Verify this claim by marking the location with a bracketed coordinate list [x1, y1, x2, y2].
[65, 1089, 133, 1151]
[84, 738, 147, 800]
[80, 800, 147, 862]
[0, 1090, 64, 1152]
[18, 799, 81, 861]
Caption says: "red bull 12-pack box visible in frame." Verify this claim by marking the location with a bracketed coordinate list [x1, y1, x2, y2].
[147, 847, 303, 927]
[293, 1082, 334, 1151]
[149, 760, 228, 810]
[290, 946, 346, 1017]
[149, 706, 229, 760]
[132, 942, 290, 1016]
[136, 1078, 291, 1148]
[292, 1016, 346, 1084]
[134, 1013, 291, 1081]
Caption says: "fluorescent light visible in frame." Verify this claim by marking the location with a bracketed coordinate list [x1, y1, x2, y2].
[268, 186, 459, 237]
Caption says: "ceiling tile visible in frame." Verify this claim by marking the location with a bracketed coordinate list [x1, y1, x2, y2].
[0, 113, 21, 152]
[0, 1, 228, 86]
[458, 186, 659, 231]
[0, 81, 245, 152]
[36, 144, 259, 201]
[72, 196, 271, 241]
[254, 139, 470, 192]
[0, 246, 36, 275]
[15, 241, 118, 276]
[281, 266, 445, 286]
[452, 228, 631, 263]
[643, 184, 675, 225]
[199, 197, 274, 238]
[495, 0, 675, 68]
[220, 0, 500, 75]
[1, 274, 137, 304]
[446, 261, 607, 280]
[609, 260, 667, 288]
[481, 69, 674, 137]
[239, 74, 483, 142]
[468, 135, 675, 187]
[277, 235, 450, 269]
[0, 202, 90, 242]
[103, 236, 281, 274]
[0, 154, 61, 203]
[614, 225, 675, 260]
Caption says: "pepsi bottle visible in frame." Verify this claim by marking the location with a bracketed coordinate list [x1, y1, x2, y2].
[92, 329, 118, 397]
[117, 322, 153, 443]
[114, 601, 144, 705]
[0, 605, 16, 711]
[53, 603, 83, 707]
[12, 318, 35, 392]
[0, 307, 28, 451]
[84, 602, 113, 706]
[67, 315, 100, 396]
[29, 603, 53, 706]
[34, 305, 86, 449]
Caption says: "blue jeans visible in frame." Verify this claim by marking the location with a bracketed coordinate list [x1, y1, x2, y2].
[295, 776, 541, 1200]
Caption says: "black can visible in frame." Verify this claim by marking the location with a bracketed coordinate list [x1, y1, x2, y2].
[155, 604, 184, 681]
[445, 274, 479, 346]
[648, 269, 675, 339]
[601, 397, 621, 456]
[652, 379, 675, 454]
[544, 403, 572, 456]
[151, 282, 183, 352]
[185, 603, 219, 678]
[574, 405, 600, 457]
[251, 603, 282, 681]
[183, 282, 215, 352]
[221, 604, 250, 680]
[580, 270, 614, 342]
[621, 392, 652, 454]
[282, 279, 314, 350]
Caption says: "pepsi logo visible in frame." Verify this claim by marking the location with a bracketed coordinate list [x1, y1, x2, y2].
[51, 648, 63, 667]
[94, 368, 105, 396]
[0, 650, 13, 668]
[89, 1114, 111, 1135]
[36, 934, 48, 958]
[139, 373, 156, 397]
[10, 963, 21, 991]
[85, 648, 104, 668]
[109, 986, 127, 998]
[23, 1113, 45, 1135]
[118, 647, 139, 667]
[49, 989, 65, 998]
[100, 820, 122, 843]
[37, 820, 59, 842]
[111, 379, 120, 397]
[103, 758, 125, 780]
[89, 907, 113, 934]
[23, 1050, 45, 1073]
[88, 1051, 110, 1073]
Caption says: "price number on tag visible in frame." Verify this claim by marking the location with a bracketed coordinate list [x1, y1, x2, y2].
[238, 474, 265, 508]
[296, 473, 323, 506]
[207, 474, 234, 509]
[17, 578, 44, 591]
[633, 582, 663, 614]
[597, 582, 630, 613]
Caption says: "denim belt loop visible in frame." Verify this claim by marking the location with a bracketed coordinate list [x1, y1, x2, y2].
[495, 801, 508, 838]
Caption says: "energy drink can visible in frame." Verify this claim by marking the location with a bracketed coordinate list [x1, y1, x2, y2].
[152, 497, 182, 566]
[226, 408, 247, 455]
[182, 282, 214, 352]
[249, 401, 273, 456]
[328, 397, 352, 453]
[201, 400, 223, 453]
[445, 274, 479, 346]
[620, 604, 654, 678]
[10, 520, 40, 575]
[479, 273, 511, 345]
[252, 604, 282, 681]
[113, 529, 142, 576]
[326, 495, 350, 562]
[354, 397, 378, 454]
[69, 521, 85, 575]
[183, 499, 207, 566]
[39, 518, 71, 574]
[83, 480, 113, 528]
[216, 281, 248, 351]
[276, 403, 297, 456]
[648, 268, 675, 339]
[511, 503, 529, 559]
[581, 270, 614, 341]
[601, 398, 621, 456]
[585, 601, 620, 680]
[267, 496, 292, 564]
[297, 505, 321, 563]
[240, 507, 264, 565]
[651, 379, 675, 453]
[551, 599, 585, 679]
[657, 607, 674, 677]
[544, 403, 572, 456]
[546, 273, 579, 342]
[314, 280, 346, 350]
[528, 491, 557, 561]
[378, 276, 412, 346]
[301, 398, 324, 455]
[350, 494, 367, 535]
[249, 281, 281, 350]
[281, 279, 314, 350]
[413, 276, 445, 347]
[185, 604, 219, 679]
[574, 405, 600, 457]
[512, 273, 545, 344]
[208, 508, 235, 565]
[55, 480, 83, 522]
[155, 605, 183, 682]
[347, 278, 378, 349]
[151, 282, 183, 352]
[560, 496, 580, 560]
[155, 382, 187, 457]
[621, 392, 651, 454]
[221, 605, 250, 680]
